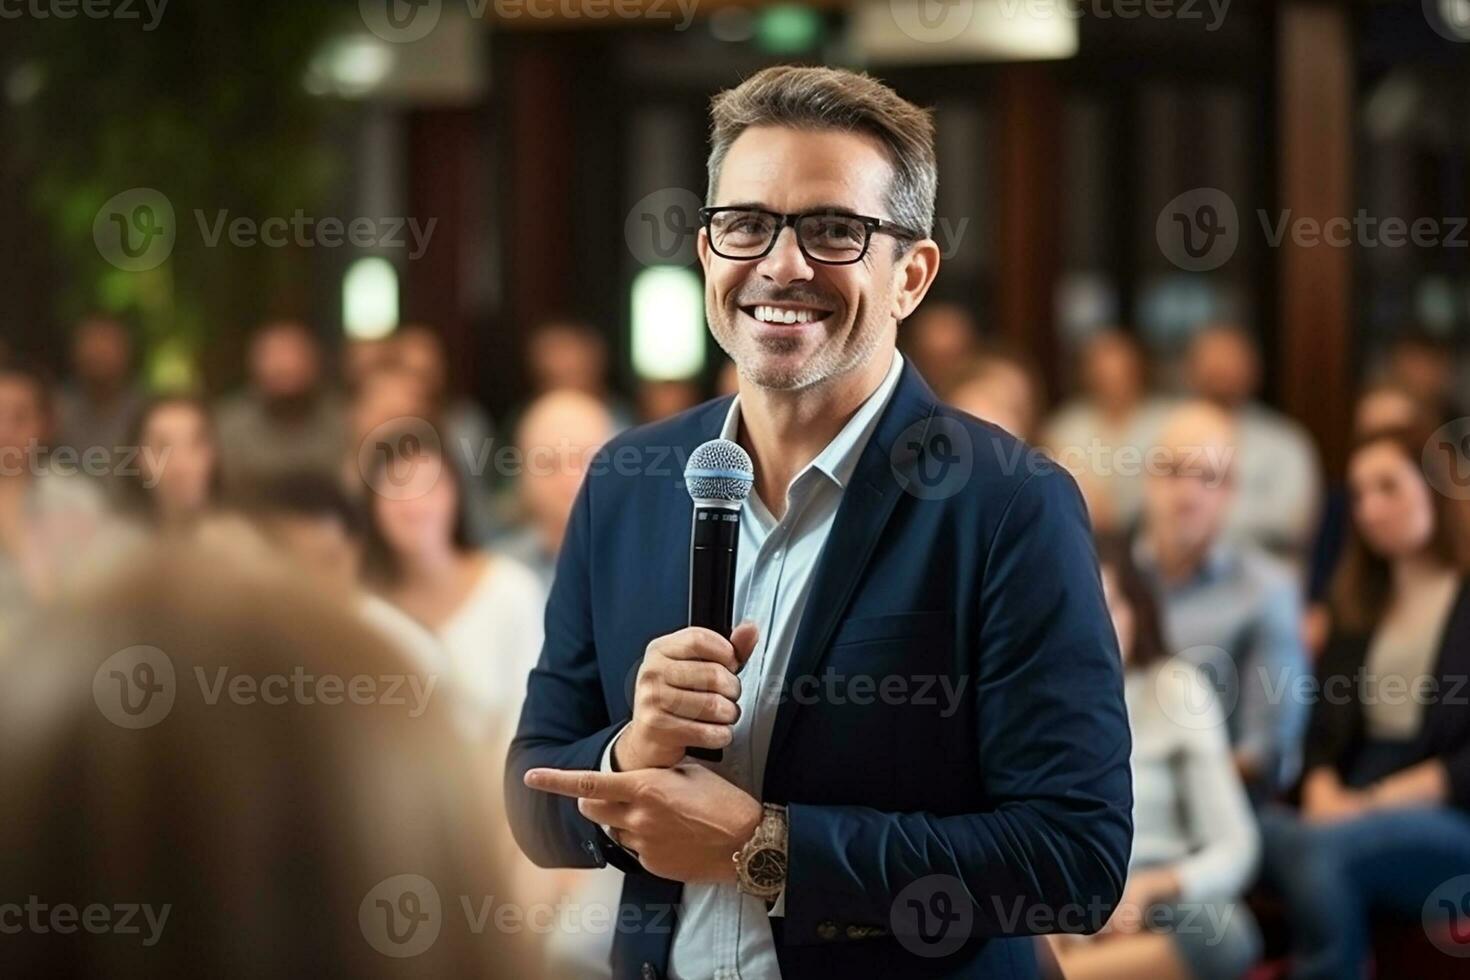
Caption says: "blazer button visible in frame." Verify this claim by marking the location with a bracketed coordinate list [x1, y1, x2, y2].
[817, 921, 838, 940]
[640, 962, 658, 980]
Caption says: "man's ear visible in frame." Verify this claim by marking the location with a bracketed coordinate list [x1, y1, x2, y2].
[696, 227, 711, 275]
[891, 239, 941, 321]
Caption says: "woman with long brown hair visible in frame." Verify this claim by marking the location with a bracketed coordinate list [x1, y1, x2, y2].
[1260, 427, 1470, 979]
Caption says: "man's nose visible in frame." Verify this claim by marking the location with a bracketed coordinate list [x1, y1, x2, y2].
[754, 226, 815, 285]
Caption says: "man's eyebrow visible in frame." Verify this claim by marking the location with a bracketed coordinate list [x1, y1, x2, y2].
[710, 201, 867, 216]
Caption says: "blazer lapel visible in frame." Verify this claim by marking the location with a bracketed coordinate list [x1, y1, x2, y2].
[765, 363, 941, 764]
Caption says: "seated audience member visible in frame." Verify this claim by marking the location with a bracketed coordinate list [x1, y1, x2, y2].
[1134, 400, 1310, 799]
[1382, 328, 1462, 423]
[1044, 329, 1172, 534]
[0, 544, 531, 979]
[1184, 323, 1321, 559]
[214, 319, 346, 493]
[0, 362, 108, 635]
[343, 360, 438, 491]
[636, 379, 701, 423]
[523, 318, 632, 429]
[1260, 427, 1470, 980]
[1050, 538, 1260, 980]
[396, 324, 499, 538]
[360, 432, 547, 746]
[1304, 381, 1434, 654]
[54, 314, 144, 474]
[948, 341, 1045, 441]
[243, 471, 445, 676]
[496, 389, 614, 591]
[117, 396, 219, 531]
[901, 300, 979, 398]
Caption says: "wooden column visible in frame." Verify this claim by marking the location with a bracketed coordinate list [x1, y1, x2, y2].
[1277, 2, 1353, 478]
[992, 64, 1063, 401]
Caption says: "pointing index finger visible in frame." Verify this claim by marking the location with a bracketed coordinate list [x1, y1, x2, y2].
[524, 767, 638, 802]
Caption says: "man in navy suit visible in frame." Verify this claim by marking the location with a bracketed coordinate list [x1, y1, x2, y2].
[507, 65, 1132, 979]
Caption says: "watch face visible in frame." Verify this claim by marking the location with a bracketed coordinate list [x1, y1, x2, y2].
[747, 847, 787, 890]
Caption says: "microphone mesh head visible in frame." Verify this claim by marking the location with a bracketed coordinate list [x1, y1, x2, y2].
[685, 439, 754, 503]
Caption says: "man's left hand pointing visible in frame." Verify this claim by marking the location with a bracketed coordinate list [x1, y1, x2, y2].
[525, 763, 763, 884]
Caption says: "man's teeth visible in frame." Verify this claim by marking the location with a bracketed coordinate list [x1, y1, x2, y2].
[751, 305, 822, 325]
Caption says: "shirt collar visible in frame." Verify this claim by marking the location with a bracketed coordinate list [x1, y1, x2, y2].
[719, 350, 905, 492]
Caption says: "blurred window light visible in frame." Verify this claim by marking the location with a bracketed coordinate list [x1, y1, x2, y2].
[757, 5, 823, 54]
[632, 266, 706, 381]
[710, 6, 757, 42]
[305, 35, 396, 98]
[343, 257, 400, 340]
[1415, 277, 1457, 333]
[852, 0, 1077, 64]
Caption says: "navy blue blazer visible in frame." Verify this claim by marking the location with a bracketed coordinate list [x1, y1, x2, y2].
[506, 362, 1132, 980]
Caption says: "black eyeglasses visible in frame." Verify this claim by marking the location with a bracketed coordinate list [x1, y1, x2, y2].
[699, 206, 922, 266]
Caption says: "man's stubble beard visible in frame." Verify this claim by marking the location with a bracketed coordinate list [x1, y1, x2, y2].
[709, 300, 888, 393]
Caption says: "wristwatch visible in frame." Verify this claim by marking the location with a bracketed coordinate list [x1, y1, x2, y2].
[733, 803, 788, 902]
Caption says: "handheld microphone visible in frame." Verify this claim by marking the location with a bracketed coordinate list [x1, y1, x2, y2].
[684, 438, 754, 762]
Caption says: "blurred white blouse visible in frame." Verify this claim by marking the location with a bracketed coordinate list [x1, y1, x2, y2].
[436, 552, 548, 745]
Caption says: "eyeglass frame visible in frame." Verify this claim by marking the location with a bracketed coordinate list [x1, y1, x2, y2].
[697, 206, 924, 266]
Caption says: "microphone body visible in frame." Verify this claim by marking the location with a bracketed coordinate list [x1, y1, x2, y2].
[683, 439, 755, 763]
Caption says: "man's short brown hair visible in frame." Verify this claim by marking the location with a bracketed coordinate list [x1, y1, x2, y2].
[706, 65, 937, 240]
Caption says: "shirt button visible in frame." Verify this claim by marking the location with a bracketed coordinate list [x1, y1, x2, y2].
[817, 920, 838, 940]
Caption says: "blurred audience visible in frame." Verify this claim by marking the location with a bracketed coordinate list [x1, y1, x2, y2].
[902, 301, 979, 398]
[1381, 329, 1461, 423]
[496, 390, 614, 590]
[214, 320, 346, 493]
[244, 470, 446, 676]
[117, 395, 219, 532]
[524, 318, 632, 429]
[1260, 427, 1470, 980]
[0, 543, 532, 979]
[1044, 330, 1172, 534]
[636, 378, 701, 423]
[361, 434, 546, 747]
[0, 361, 107, 633]
[54, 314, 144, 471]
[1185, 324, 1321, 559]
[1050, 538, 1260, 980]
[948, 341, 1045, 441]
[1133, 400, 1310, 799]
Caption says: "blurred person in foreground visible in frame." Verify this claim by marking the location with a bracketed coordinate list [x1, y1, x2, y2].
[243, 470, 445, 676]
[116, 395, 219, 532]
[1134, 400, 1310, 800]
[0, 543, 531, 979]
[1184, 323, 1321, 560]
[900, 300, 978, 398]
[947, 341, 1045, 441]
[508, 65, 1130, 980]
[496, 389, 615, 591]
[1044, 329, 1172, 535]
[1259, 428, 1470, 980]
[1049, 538, 1260, 980]
[0, 361, 109, 632]
[214, 319, 346, 493]
[54, 313, 145, 472]
[361, 433, 546, 746]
